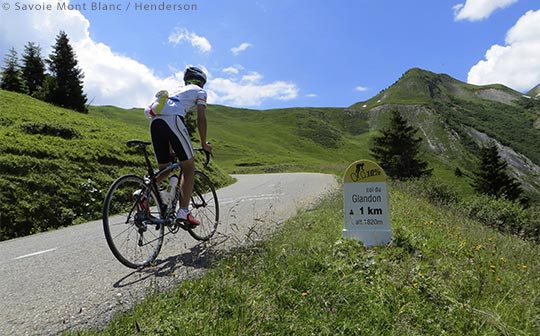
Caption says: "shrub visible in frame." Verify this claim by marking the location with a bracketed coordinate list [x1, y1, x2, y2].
[19, 121, 80, 139]
[296, 117, 342, 148]
[459, 194, 527, 236]
[393, 177, 459, 206]
[523, 206, 540, 242]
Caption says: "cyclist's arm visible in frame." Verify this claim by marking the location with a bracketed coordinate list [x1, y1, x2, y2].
[197, 104, 212, 152]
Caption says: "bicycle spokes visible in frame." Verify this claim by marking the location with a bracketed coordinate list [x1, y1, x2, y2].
[187, 171, 219, 241]
[103, 175, 165, 269]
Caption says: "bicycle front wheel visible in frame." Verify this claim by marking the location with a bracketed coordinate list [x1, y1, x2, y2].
[102, 175, 165, 268]
[188, 170, 219, 241]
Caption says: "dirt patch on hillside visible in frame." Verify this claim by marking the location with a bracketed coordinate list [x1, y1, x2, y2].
[475, 88, 518, 105]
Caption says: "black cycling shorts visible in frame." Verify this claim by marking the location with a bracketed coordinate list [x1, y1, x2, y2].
[150, 115, 194, 164]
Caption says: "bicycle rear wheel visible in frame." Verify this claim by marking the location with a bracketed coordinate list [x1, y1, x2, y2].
[103, 175, 165, 268]
[188, 170, 219, 241]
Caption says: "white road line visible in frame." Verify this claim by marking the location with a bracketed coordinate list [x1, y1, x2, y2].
[220, 193, 283, 205]
[12, 248, 58, 261]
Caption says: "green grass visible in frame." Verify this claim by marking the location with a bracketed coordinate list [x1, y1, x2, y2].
[89, 103, 373, 176]
[204, 106, 371, 175]
[71, 184, 540, 335]
[0, 90, 376, 240]
[0, 90, 232, 240]
[4, 71, 540, 240]
[4, 75, 539, 240]
[3, 69, 540, 334]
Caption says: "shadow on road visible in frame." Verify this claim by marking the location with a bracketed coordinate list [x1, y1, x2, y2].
[112, 243, 210, 288]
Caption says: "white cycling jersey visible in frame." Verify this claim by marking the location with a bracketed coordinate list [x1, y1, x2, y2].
[144, 84, 207, 119]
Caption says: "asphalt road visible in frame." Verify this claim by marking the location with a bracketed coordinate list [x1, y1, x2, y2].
[0, 173, 338, 335]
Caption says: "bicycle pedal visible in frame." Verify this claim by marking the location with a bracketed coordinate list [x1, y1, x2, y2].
[175, 219, 192, 230]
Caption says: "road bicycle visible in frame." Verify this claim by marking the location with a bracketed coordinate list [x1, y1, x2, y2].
[102, 140, 219, 269]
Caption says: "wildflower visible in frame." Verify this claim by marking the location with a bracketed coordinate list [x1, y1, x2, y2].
[499, 257, 506, 262]
[496, 278, 502, 283]
[522, 265, 528, 271]
[418, 272, 425, 278]
[412, 282, 419, 288]
[301, 291, 309, 297]
[474, 244, 483, 251]
[490, 265, 496, 273]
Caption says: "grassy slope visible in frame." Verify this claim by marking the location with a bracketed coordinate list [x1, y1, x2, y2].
[91, 103, 376, 176]
[0, 90, 231, 240]
[4, 70, 539, 239]
[206, 105, 372, 175]
[73, 188, 540, 335]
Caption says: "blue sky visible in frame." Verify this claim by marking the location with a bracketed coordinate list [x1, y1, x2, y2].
[1, 0, 540, 109]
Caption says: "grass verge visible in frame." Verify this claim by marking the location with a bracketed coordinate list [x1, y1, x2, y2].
[71, 185, 539, 336]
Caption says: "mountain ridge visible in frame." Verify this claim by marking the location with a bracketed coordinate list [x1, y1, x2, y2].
[348, 67, 540, 194]
[1, 66, 540, 240]
[526, 82, 540, 98]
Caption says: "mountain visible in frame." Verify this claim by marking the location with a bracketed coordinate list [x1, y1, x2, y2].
[2, 67, 540, 240]
[526, 83, 540, 99]
[350, 68, 540, 193]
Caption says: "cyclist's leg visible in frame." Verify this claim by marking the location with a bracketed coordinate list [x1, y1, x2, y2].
[150, 118, 174, 184]
[166, 116, 199, 225]
[177, 158, 200, 225]
[179, 158, 195, 209]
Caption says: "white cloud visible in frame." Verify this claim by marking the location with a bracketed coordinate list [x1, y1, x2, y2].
[306, 93, 317, 98]
[168, 27, 212, 54]
[222, 65, 243, 75]
[75, 39, 181, 107]
[468, 9, 540, 92]
[0, 1, 298, 109]
[0, 0, 88, 57]
[453, 0, 518, 21]
[231, 42, 252, 55]
[207, 68, 298, 107]
[355, 86, 368, 92]
[241, 71, 263, 83]
[0, 1, 183, 108]
[207, 75, 298, 107]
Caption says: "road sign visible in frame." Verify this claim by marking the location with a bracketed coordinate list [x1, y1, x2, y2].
[343, 160, 392, 246]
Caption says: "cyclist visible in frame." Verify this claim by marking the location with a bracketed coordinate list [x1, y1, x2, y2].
[143, 66, 213, 226]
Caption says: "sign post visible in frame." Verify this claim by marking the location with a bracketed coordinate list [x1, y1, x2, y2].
[343, 160, 392, 246]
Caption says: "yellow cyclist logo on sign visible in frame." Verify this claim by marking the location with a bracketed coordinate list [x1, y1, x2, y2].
[344, 160, 386, 183]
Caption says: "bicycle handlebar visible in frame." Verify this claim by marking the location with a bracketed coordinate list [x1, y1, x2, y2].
[194, 147, 212, 167]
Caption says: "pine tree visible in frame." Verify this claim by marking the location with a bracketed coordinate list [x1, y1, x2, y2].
[47, 31, 87, 113]
[370, 109, 432, 180]
[471, 142, 522, 201]
[0, 47, 26, 93]
[21, 42, 46, 97]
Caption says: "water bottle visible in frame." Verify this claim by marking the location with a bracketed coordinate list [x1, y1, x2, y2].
[161, 175, 178, 205]
[167, 175, 179, 198]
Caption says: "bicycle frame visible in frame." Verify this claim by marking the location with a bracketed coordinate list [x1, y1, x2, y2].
[103, 140, 219, 268]
[136, 145, 182, 225]
[127, 139, 213, 226]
